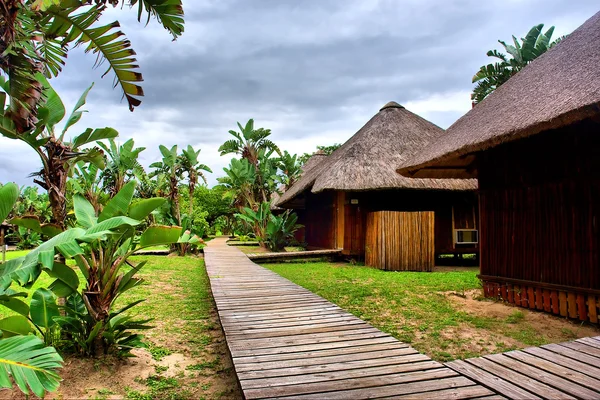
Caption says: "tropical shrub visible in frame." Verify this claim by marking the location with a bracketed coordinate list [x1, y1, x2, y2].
[235, 203, 302, 251]
[0, 183, 63, 397]
[7, 181, 198, 357]
[265, 210, 302, 252]
[235, 202, 271, 246]
[7, 226, 42, 249]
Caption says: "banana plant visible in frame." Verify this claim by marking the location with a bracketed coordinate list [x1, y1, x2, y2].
[150, 145, 184, 226]
[1, 76, 118, 229]
[70, 162, 108, 215]
[218, 158, 258, 210]
[472, 24, 565, 104]
[235, 202, 272, 247]
[0, 182, 63, 398]
[99, 138, 146, 197]
[178, 145, 212, 217]
[265, 210, 302, 252]
[0, 0, 184, 133]
[275, 151, 302, 190]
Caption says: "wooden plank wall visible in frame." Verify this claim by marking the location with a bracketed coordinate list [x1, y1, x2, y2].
[477, 118, 600, 323]
[304, 192, 336, 249]
[343, 194, 366, 256]
[365, 211, 435, 271]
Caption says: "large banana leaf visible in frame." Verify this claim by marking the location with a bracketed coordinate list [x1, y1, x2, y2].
[0, 183, 19, 223]
[71, 127, 119, 150]
[0, 335, 63, 397]
[62, 82, 94, 137]
[30, 288, 60, 331]
[98, 181, 136, 222]
[139, 226, 182, 247]
[47, 262, 79, 297]
[128, 198, 166, 221]
[9, 216, 62, 238]
[0, 316, 31, 337]
[73, 195, 96, 229]
[1, 229, 86, 286]
[132, 0, 184, 39]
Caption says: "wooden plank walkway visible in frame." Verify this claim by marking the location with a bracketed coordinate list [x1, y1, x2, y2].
[204, 237, 495, 399]
[246, 249, 342, 263]
[446, 336, 600, 399]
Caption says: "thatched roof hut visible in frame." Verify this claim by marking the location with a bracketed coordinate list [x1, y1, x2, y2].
[397, 12, 600, 179]
[276, 102, 479, 270]
[277, 102, 476, 207]
[396, 12, 600, 322]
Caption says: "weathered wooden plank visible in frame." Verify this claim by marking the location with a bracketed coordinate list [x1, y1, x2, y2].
[234, 346, 417, 372]
[259, 376, 476, 400]
[243, 368, 460, 398]
[559, 340, 600, 358]
[524, 346, 600, 379]
[577, 336, 600, 349]
[230, 336, 400, 357]
[485, 353, 597, 399]
[466, 357, 574, 399]
[237, 353, 433, 380]
[504, 350, 600, 392]
[541, 343, 600, 367]
[379, 385, 497, 400]
[446, 359, 539, 399]
[233, 341, 410, 364]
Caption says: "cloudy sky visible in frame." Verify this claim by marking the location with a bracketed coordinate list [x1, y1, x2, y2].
[0, 0, 597, 187]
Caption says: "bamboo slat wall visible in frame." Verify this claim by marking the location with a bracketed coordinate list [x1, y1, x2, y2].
[365, 211, 434, 271]
[477, 119, 600, 322]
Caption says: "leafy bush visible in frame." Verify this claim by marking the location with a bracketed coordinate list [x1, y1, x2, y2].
[235, 203, 302, 251]
[0, 183, 63, 397]
[265, 210, 302, 252]
[7, 226, 43, 249]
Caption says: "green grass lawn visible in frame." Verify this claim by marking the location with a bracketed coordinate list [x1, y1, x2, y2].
[264, 262, 599, 361]
[0, 254, 240, 399]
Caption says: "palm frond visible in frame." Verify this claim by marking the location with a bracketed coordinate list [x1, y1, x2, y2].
[44, 5, 144, 111]
[131, 0, 184, 39]
[0, 335, 63, 397]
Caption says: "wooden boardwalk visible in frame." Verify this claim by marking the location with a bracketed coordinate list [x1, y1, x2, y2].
[204, 237, 495, 399]
[446, 337, 600, 399]
[205, 237, 600, 399]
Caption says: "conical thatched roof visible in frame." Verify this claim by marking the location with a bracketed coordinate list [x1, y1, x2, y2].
[277, 102, 477, 207]
[397, 11, 600, 179]
[301, 151, 328, 174]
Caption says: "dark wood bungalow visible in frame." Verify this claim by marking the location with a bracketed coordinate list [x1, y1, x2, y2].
[276, 102, 479, 272]
[397, 12, 600, 322]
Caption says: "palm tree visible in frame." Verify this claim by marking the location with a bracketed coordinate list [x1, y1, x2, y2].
[472, 24, 565, 104]
[218, 119, 281, 166]
[217, 158, 257, 211]
[276, 151, 302, 190]
[150, 145, 184, 225]
[98, 138, 146, 197]
[0, 0, 184, 134]
[178, 145, 212, 217]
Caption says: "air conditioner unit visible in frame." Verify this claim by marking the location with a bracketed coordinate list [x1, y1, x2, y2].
[454, 229, 479, 245]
